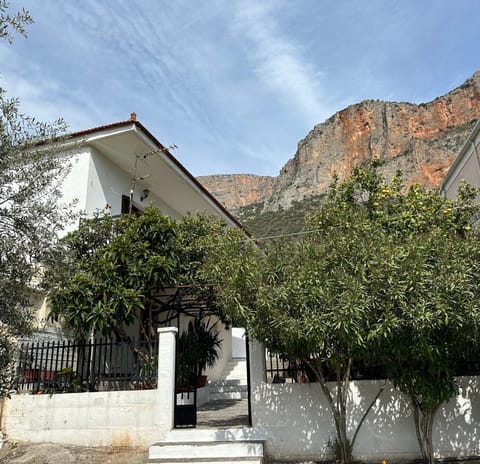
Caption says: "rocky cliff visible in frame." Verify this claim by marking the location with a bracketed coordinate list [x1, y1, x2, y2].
[197, 174, 275, 212]
[199, 71, 480, 212]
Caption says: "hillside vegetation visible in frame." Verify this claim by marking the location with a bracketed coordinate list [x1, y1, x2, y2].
[237, 194, 326, 239]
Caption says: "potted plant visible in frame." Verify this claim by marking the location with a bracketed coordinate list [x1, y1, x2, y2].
[134, 353, 158, 389]
[177, 316, 223, 388]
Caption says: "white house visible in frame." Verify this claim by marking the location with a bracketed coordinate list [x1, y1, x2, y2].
[4, 116, 480, 463]
[60, 113, 243, 228]
[31, 114, 248, 379]
[440, 118, 480, 199]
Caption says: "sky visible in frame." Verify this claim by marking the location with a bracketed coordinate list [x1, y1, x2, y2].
[2, 0, 480, 177]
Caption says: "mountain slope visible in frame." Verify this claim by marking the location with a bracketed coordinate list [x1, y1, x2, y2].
[200, 71, 480, 215]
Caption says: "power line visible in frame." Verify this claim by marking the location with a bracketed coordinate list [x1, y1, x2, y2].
[250, 228, 325, 242]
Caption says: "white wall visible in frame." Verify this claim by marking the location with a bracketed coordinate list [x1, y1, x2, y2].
[1, 328, 177, 448]
[204, 321, 232, 381]
[248, 341, 480, 462]
[0, 389, 166, 447]
[59, 148, 91, 234]
[60, 146, 182, 226]
[232, 327, 246, 358]
[442, 125, 480, 200]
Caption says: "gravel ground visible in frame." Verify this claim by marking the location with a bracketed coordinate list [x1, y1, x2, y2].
[0, 441, 147, 464]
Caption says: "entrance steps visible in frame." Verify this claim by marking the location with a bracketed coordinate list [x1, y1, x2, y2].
[147, 441, 263, 463]
[209, 359, 248, 401]
[208, 380, 248, 401]
[221, 359, 247, 382]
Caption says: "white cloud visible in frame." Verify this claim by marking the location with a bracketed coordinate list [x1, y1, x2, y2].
[231, 0, 327, 124]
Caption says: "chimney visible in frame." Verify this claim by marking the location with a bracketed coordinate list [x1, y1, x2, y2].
[130, 112, 137, 121]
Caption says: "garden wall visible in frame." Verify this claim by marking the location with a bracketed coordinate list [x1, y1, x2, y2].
[0, 327, 177, 447]
[248, 341, 480, 462]
[0, 389, 166, 447]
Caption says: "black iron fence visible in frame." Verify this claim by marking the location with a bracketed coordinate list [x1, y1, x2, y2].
[265, 351, 480, 384]
[14, 337, 159, 393]
[266, 352, 311, 384]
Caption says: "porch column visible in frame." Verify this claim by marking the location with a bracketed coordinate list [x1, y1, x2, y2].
[156, 327, 178, 430]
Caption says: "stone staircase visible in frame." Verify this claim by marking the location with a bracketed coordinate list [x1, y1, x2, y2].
[208, 359, 248, 401]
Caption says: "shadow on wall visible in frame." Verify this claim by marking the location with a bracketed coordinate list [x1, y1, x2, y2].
[437, 376, 480, 457]
[352, 380, 417, 459]
[243, 378, 480, 461]
[244, 379, 415, 461]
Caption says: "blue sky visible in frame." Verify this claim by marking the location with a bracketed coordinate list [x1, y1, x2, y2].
[2, 0, 480, 176]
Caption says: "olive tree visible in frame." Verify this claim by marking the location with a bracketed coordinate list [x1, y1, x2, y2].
[0, 2, 71, 396]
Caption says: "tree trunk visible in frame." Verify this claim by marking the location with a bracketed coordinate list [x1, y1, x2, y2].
[307, 358, 353, 463]
[411, 399, 440, 464]
[306, 357, 385, 464]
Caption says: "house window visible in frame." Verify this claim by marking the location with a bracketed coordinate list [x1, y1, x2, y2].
[121, 194, 142, 215]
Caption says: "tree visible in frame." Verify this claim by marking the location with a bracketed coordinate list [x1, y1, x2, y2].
[0, 1, 32, 42]
[353, 171, 480, 464]
[205, 163, 480, 464]
[46, 209, 228, 345]
[206, 172, 391, 463]
[0, 2, 71, 397]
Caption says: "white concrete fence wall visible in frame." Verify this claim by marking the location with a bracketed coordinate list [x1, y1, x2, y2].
[0, 327, 177, 448]
[248, 340, 480, 462]
[2, 331, 480, 462]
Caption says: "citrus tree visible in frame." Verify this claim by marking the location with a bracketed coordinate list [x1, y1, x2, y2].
[205, 163, 480, 464]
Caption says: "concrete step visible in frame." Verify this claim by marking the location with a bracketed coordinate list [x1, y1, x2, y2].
[209, 379, 245, 386]
[148, 440, 263, 463]
[209, 391, 248, 401]
[148, 461, 261, 464]
[208, 381, 248, 400]
[209, 384, 248, 393]
[221, 360, 247, 382]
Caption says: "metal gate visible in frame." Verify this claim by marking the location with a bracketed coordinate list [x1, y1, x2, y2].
[174, 387, 196, 427]
[174, 332, 197, 428]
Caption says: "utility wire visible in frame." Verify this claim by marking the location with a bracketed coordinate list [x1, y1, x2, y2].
[247, 203, 480, 242]
[250, 228, 325, 242]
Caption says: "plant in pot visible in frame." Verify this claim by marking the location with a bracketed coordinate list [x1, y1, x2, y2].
[177, 316, 223, 388]
[135, 353, 158, 389]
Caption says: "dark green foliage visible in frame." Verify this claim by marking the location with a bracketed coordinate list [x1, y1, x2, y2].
[46, 209, 228, 343]
[237, 194, 326, 239]
[176, 316, 223, 386]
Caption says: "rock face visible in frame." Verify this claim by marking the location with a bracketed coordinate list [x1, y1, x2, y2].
[197, 174, 275, 212]
[199, 71, 480, 212]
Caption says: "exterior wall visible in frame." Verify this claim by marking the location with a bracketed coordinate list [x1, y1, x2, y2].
[59, 145, 183, 230]
[441, 120, 480, 200]
[1, 328, 177, 448]
[248, 340, 480, 462]
[0, 389, 166, 447]
[204, 321, 232, 381]
[60, 148, 91, 234]
[232, 327, 246, 358]
[86, 148, 180, 219]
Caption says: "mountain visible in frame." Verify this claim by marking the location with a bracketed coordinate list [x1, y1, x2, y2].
[199, 71, 480, 218]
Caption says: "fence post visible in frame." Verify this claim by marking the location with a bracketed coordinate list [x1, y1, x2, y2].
[155, 327, 178, 430]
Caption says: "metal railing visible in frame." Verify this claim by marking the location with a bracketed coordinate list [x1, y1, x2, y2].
[265, 351, 480, 384]
[265, 352, 310, 384]
[14, 337, 159, 393]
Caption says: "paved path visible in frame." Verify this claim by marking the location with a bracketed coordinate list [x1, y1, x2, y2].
[197, 399, 249, 428]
